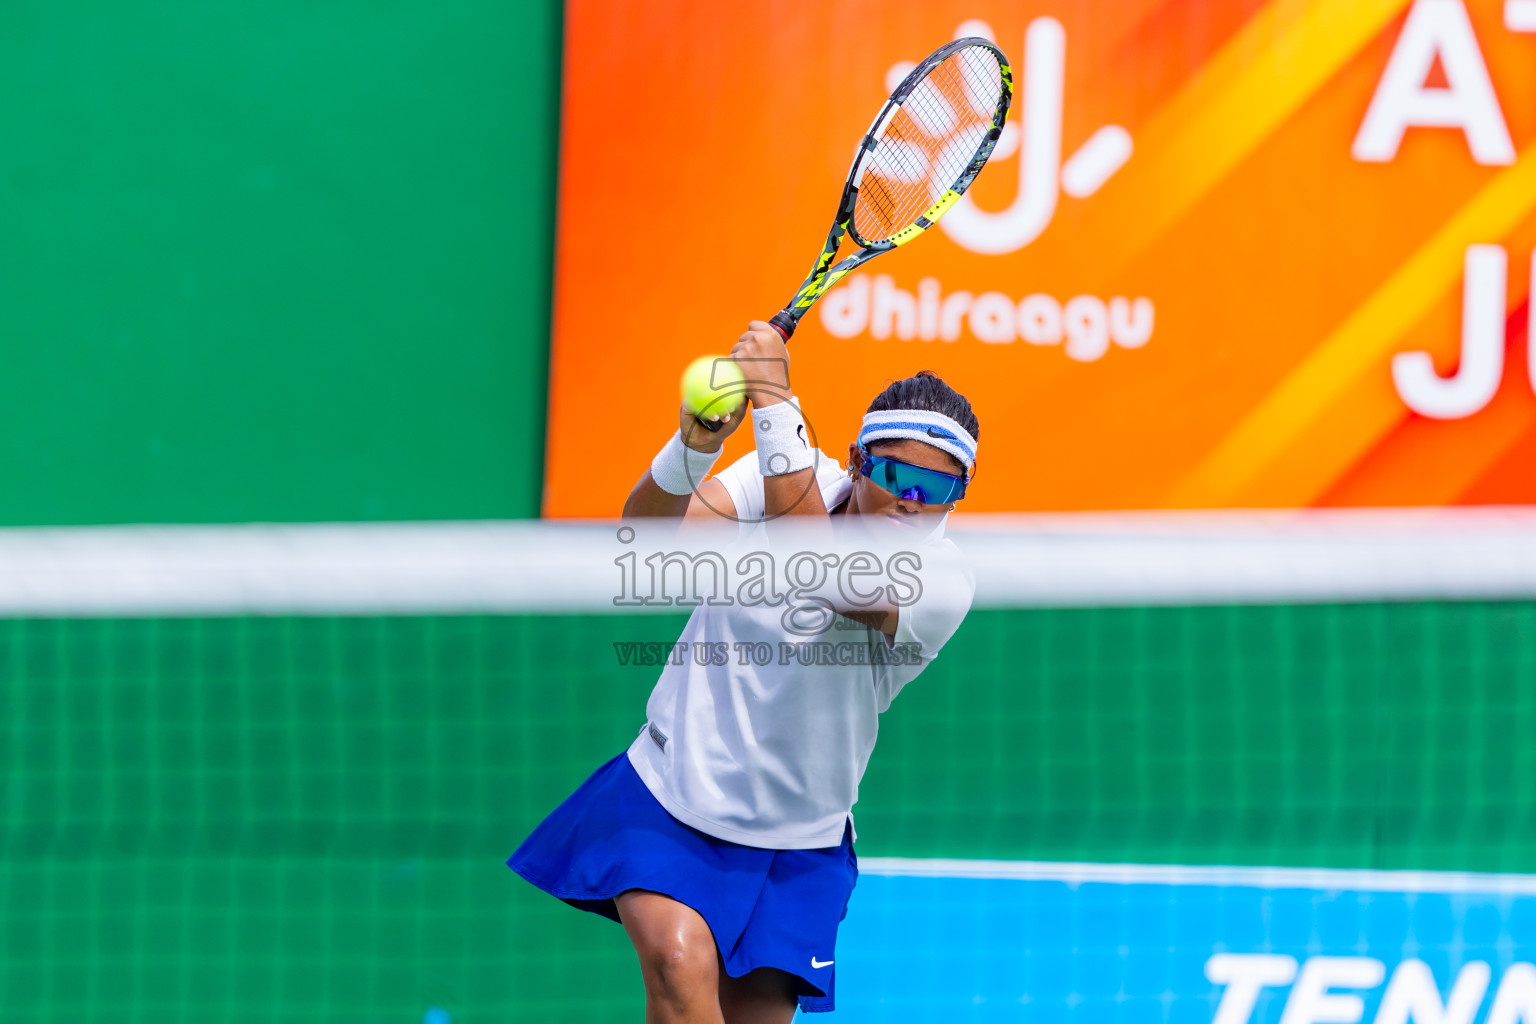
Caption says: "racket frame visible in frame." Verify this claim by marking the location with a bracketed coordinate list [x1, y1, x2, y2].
[766, 37, 1013, 342]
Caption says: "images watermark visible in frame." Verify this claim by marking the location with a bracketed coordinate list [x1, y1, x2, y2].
[614, 528, 924, 637]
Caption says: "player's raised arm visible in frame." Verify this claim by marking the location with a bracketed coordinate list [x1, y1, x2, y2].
[731, 320, 829, 520]
[621, 394, 743, 519]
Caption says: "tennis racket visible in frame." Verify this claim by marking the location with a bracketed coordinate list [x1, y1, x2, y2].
[767, 37, 1012, 342]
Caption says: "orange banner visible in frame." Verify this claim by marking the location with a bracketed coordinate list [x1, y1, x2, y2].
[544, 0, 1536, 517]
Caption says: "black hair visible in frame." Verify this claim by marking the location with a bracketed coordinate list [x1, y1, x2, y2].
[865, 370, 980, 443]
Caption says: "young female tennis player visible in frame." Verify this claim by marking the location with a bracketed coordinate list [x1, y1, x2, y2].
[510, 321, 978, 1022]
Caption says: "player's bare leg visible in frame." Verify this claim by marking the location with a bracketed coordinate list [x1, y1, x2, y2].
[617, 890, 725, 1024]
[717, 966, 798, 1024]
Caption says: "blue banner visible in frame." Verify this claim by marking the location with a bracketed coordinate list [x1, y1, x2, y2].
[832, 862, 1536, 1023]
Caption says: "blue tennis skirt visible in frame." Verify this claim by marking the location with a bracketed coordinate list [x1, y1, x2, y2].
[508, 751, 857, 1014]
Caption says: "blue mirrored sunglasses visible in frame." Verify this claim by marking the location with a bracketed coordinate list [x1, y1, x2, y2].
[858, 447, 968, 504]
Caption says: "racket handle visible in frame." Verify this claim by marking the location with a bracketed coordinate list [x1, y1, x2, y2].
[694, 415, 723, 433]
[767, 310, 797, 342]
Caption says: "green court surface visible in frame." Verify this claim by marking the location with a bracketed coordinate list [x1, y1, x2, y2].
[5, 603, 1536, 1020]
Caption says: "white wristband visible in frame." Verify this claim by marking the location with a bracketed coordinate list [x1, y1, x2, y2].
[753, 398, 815, 477]
[650, 430, 722, 496]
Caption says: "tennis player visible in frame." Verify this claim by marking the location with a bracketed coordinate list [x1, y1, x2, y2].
[510, 321, 978, 1022]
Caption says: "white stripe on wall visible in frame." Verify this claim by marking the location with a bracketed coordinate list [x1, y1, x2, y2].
[857, 857, 1536, 894]
[2, 507, 1536, 614]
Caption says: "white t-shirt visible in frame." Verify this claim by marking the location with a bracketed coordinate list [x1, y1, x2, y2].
[626, 450, 975, 849]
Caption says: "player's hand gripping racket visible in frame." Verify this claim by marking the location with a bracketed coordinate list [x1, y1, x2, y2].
[768, 37, 1012, 342]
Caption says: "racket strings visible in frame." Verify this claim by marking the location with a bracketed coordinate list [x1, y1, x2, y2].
[855, 46, 1003, 244]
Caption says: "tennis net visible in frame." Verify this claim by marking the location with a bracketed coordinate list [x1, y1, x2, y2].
[5, 513, 1536, 1021]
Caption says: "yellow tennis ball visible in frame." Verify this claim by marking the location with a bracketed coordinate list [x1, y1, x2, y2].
[680, 355, 745, 418]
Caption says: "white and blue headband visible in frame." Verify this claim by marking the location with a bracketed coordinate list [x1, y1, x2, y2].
[858, 409, 977, 474]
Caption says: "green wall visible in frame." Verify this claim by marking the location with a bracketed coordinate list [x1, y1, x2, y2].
[7, 603, 1536, 1020]
[0, 2, 562, 525]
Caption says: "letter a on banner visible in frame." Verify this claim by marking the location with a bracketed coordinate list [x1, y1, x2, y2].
[1353, 0, 1514, 165]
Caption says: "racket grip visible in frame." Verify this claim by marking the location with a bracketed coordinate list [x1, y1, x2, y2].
[767, 310, 797, 342]
[694, 415, 724, 433]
